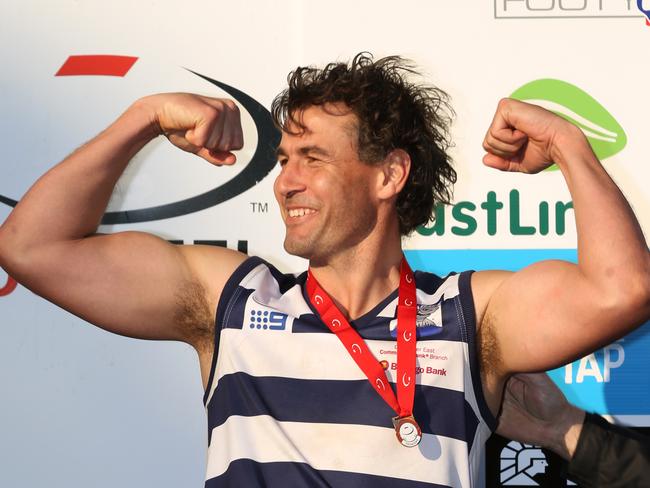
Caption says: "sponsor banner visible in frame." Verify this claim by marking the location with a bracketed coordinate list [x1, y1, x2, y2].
[0, 57, 279, 225]
[487, 434, 565, 487]
[487, 429, 650, 487]
[494, 0, 646, 19]
[548, 324, 650, 415]
[1, 2, 649, 488]
[510, 79, 627, 166]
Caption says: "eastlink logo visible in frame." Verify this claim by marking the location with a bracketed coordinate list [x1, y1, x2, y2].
[495, 0, 645, 19]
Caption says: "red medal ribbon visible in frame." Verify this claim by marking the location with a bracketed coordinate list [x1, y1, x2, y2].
[306, 259, 418, 421]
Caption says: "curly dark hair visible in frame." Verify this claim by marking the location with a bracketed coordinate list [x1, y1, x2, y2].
[271, 52, 457, 236]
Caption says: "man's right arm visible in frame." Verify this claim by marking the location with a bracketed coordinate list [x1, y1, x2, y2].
[0, 93, 247, 351]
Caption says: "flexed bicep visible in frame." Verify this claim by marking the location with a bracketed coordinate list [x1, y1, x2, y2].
[479, 260, 645, 378]
[11, 231, 246, 348]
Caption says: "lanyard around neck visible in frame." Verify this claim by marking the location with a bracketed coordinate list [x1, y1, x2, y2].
[306, 259, 419, 434]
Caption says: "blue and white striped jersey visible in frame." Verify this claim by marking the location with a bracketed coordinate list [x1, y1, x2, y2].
[203, 256, 496, 487]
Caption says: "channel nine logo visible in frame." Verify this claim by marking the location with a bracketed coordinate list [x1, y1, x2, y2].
[495, 0, 650, 22]
[416, 78, 627, 239]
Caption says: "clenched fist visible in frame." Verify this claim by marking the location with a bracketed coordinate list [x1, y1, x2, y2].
[482, 98, 589, 174]
[137, 93, 244, 165]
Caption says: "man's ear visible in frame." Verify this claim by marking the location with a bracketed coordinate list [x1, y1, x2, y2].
[377, 149, 411, 200]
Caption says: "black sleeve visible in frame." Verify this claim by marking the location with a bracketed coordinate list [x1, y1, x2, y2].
[567, 413, 650, 487]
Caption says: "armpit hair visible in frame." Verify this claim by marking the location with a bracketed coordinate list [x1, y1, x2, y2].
[174, 280, 214, 351]
[477, 310, 502, 378]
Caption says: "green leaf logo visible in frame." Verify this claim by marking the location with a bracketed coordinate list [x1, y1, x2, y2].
[510, 79, 627, 170]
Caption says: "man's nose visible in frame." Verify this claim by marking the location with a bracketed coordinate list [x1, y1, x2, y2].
[275, 160, 306, 198]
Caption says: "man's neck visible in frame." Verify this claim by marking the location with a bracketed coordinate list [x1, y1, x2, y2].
[308, 237, 404, 321]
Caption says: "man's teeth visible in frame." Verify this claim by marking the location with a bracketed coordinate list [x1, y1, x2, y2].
[288, 208, 315, 218]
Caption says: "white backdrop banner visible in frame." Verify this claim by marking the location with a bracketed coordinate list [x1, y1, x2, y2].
[1, 1, 649, 487]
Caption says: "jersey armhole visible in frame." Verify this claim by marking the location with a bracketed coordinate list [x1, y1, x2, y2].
[459, 270, 498, 431]
[202, 256, 264, 405]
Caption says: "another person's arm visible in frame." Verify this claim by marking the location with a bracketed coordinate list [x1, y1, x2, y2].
[0, 94, 247, 359]
[497, 373, 650, 487]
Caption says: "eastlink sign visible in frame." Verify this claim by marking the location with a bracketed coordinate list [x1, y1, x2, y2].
[495, 0, 646, 18]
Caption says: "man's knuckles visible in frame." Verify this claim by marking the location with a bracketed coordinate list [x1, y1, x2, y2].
[154, 94, 243, 157]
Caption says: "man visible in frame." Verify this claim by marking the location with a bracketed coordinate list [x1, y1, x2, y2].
[0, 54, 648, 487]
[498, 372, 650, 487]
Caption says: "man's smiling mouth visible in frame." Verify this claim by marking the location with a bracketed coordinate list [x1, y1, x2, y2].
[287, 208, 316, 218]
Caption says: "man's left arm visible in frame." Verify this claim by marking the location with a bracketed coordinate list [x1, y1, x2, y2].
[477, 99, 650, 378]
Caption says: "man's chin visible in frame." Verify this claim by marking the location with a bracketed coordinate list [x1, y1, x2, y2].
[283, 238, 313, 260]
[284, 235, 318, 260]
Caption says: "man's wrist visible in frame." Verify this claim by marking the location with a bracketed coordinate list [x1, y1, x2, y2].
[549, 124, 595, 172]
[127, 96, 166, 142]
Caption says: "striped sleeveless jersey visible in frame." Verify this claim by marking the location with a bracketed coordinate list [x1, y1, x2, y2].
[203, 257, 496, 487]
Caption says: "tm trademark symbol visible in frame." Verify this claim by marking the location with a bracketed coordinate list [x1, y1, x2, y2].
[250, 202, 269, 213]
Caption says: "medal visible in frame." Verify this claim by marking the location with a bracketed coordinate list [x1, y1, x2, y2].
[307, 258, 421, 447]
[393, 415, 422, 447]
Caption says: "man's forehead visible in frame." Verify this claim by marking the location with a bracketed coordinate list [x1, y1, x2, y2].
[279, 104, 358, 149]
[287, 104, 357, 133]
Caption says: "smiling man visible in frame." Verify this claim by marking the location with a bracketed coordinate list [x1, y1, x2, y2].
[0, 54, 649, 487]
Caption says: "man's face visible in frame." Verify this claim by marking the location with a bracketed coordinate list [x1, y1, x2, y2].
[273, 104, 381, 262]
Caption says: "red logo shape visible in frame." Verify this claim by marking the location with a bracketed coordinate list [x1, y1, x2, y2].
[55, 55, 138, 77]
[0, 275, 17, 296]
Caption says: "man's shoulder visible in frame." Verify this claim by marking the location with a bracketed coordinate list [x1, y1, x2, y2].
[413, 267, 480, 299]
[216, 254, 307, 296]
[468, 270, 512, 327]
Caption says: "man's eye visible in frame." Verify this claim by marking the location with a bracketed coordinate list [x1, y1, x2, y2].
[278, 159, 288, 167]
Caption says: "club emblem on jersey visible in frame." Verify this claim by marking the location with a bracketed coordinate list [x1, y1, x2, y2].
[390, 301, 443, 338]
[417, 302, 443, 329]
